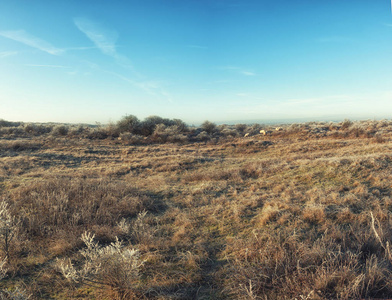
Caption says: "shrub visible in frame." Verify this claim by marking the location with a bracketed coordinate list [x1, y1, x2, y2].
[119, 132, 144, 144]
[111, 115, 188, 139]
[348, 125, 365, 137]
[68, 125, 86, 137]
[135, 116, 187, 137]
[86, 127, 110, 139]
[221, 128, 238, 138]
[0, 256, 30, 299]
[140, 116, 171, 136]
[152, 123, 167, 140]
[51, 125, 69, 136]
[153, 124, 188, 143]
[341, 119, 353, 130]
[103, 122, 119, 137]
[0, 200, 19, 261]
[235, 124, 247, 134]
[201, 120, 217, 135]
[116, 115, 140, 134]
[173, 119, 188, 132]
[0, 119, 21, 128]
[23, 124, 35, 134]
[22, 123, 52, 136]
[57, 232, 144, 298]
[195, 131, 210, 142]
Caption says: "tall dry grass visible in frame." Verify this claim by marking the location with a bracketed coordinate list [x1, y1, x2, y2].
[0, 118, 391, 298]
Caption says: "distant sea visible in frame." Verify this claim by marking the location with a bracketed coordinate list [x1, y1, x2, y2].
[208, 114, 392, 126]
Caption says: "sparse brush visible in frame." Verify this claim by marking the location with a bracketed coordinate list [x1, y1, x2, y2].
[201, 120, 217, 135]
[51, 125, 69, 136]
[57, 231, 144, 298]
[2, 117, 392, 299]
[0, 200, 19, 261]
[341, 119, 353, 130]
[0, 257, 31, 299]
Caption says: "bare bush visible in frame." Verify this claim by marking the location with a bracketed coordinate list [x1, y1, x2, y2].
[201, 120, 217, 135]
[0, 257, 30, 299]
[235, 124, 247, 134]
[153, 124, 188, 143]
[86, 127, 109, 139]
[0, 120, 22, 129]
[116, 115, 140, 134]
[68, 124, 87, 137]
[0, 201, 19, 261]
[341, 119, 353, 130]
[51, 125, 69, 136]
[195, 131, 210, 142]
[57, 231, 144, 298]
[221, 127, 238, 138]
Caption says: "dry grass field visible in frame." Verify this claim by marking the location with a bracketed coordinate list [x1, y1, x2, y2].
[1, 119, 392, 299]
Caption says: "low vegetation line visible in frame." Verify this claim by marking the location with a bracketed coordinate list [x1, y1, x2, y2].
[0, 117, 392, 299]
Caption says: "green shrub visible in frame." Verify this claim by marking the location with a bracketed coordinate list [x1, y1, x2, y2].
[116, 115, 140, 134]
[51, 125, 69, 136]
[201, 120, 217, 135]
[0, 119, 22, 128]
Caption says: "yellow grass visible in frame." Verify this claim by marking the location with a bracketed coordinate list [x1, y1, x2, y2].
[1, 119, 392, 298]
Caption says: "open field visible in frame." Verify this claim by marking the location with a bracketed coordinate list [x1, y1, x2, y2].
[1, 119, 392, 299]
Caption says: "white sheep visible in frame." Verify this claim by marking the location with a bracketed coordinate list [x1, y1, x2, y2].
[260, 130, 273, 136]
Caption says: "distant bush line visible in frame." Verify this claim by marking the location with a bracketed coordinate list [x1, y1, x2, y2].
[0, 115, 391, 144]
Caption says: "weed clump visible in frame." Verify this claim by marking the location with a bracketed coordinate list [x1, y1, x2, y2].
[57, 231, 144, 299]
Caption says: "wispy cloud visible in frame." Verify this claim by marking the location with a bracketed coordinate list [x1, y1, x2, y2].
[0, 51, 17, 58]
[73, 17, 132, 68]
[0, 30, 63, 55]
[107, 71, 173, 103]
[212, 79, 238, 84]
[25, 64, 70, 68]
[74, 18, 118, 56]
[65, 46, 99, 51]
[74, 17, 171, 101]
[220, 66, 257, 76]
[316, 36, 354, 43]
[240, 71, 256, 76]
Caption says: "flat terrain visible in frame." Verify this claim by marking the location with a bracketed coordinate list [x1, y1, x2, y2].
[1, 121, 392, 299]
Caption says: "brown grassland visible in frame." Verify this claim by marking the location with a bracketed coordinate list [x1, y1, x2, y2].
[1, 118, 392, 299]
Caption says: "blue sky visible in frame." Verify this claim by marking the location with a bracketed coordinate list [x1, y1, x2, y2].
[1, 0, 392, 124]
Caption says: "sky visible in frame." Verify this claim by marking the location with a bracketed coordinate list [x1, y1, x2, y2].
[1, 0, 392, 124]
